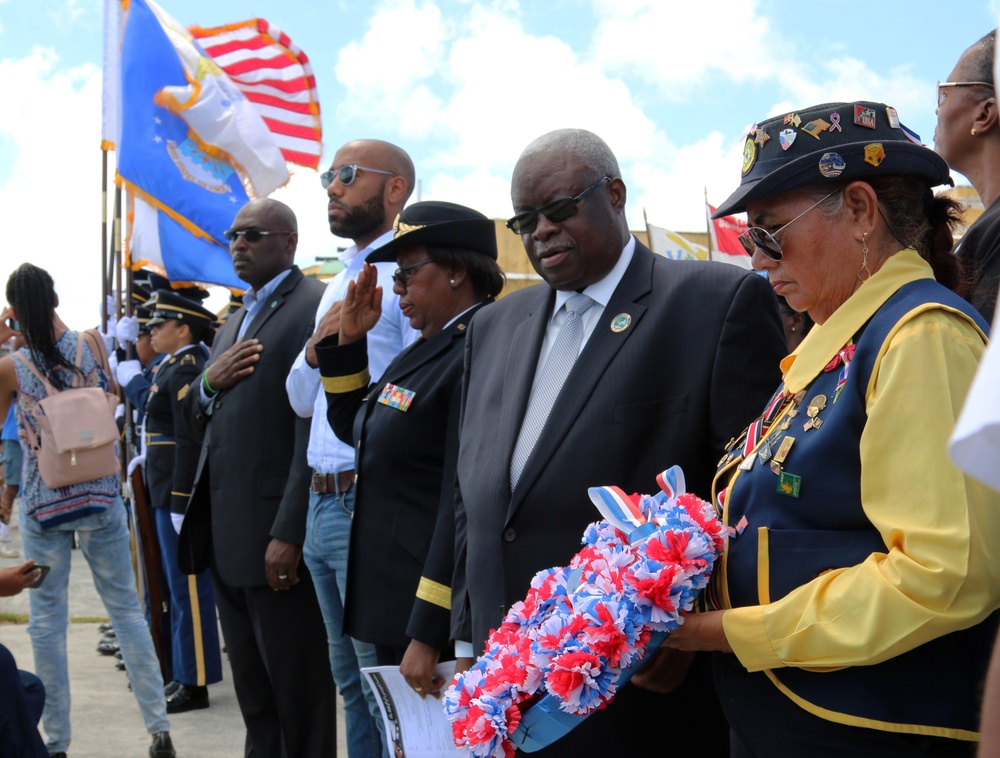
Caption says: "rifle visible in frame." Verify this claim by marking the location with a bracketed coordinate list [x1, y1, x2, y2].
[130, 457, 171, 682]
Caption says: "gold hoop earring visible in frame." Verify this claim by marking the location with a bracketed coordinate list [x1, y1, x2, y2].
[858, 232, 872, 283]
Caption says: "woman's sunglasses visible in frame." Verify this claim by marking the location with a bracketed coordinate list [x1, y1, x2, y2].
[738, 191, 838, 261]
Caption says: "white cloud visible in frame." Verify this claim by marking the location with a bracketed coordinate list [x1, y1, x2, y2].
[334, 1, 664, 222]
[630, 131, 744, 232]
[590, 0, 783, 94]
[334, 0, 449, 133]
[0, 48, 106, 328]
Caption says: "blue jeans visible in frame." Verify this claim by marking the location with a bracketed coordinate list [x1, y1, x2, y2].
[20, 498, 169, 753]
[303, 488, 388, 758]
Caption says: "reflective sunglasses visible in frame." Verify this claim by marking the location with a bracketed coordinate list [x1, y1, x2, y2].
[506, 176, 611, 235]
[223, 228, 294, 243]
[320, 164, 396, 189]
[392, 258, 435, 288]
[738, 191, 838, 261]
[937, 80, 993, 107]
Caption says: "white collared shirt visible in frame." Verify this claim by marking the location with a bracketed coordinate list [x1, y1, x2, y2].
[532, 235, 635, 377]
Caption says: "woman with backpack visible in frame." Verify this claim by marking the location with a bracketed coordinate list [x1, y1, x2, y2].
[0, 263, 176, 758]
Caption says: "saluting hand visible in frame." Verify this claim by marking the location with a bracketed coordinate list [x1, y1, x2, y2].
[339, 263, 382, 346]
[205, 338, 263, 391]
[305, 300, 344, 368]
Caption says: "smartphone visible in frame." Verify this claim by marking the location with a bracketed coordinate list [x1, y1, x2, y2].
[6, 318, 18, 331]
[28, 564, 50, 589]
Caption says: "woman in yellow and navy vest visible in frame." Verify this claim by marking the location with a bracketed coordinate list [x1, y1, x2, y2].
[663, 101, 1000, 756]
[144, 290, 222, 713]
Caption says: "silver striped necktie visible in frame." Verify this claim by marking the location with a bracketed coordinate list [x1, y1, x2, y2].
[510, 293, 595, 488]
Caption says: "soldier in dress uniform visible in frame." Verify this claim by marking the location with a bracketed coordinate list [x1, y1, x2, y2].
[144, 290, 223, 713]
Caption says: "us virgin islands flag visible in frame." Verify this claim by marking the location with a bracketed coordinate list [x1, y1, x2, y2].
[117, 0, 288, 289]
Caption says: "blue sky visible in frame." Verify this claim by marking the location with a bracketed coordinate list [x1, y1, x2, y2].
[0, 0, 997, 323]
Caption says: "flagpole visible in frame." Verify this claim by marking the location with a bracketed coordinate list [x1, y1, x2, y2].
[704, 187, 715, 262]
[643, 207, 653, 253]
[101, 150, 110, 333]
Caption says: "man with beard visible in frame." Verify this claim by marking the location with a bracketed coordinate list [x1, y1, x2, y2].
[286, 140, 419, 758]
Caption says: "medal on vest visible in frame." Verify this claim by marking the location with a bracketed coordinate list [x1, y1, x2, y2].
[777, 471, 802, 497]
[773, 436, 795, 463]
[803, 394, 828, 431]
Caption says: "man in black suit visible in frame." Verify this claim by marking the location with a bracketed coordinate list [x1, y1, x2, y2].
[453, 129, 787, 755]
[179, 198, 334, 757]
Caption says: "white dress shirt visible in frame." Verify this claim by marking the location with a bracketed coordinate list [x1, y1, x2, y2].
[530, 235, 635, 386]
[285, 230, 420, 474]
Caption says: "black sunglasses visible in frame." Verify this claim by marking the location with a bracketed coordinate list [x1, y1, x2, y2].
[223, 229, 294, 244]
[320, 164, 396, 189]
[506, 176, 611, 235]
[392, 259, 435, 288]
[738, 191, 837, 261]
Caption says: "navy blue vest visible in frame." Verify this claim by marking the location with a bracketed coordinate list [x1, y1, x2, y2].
[719, 279, 996, 736]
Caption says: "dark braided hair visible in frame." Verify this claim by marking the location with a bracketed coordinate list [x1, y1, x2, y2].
[6, 263, 82, 390]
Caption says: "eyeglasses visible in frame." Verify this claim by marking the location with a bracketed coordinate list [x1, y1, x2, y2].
[506, 176, 611, 235]
[223, 229, 293, 243]
[937, 80, 993, 106]
[320, 164, 396, 189]
[392, 259, 435, 288]
[738, 191, 838, 261]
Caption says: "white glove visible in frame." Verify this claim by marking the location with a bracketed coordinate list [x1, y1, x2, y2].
[114, 403, 125, 421]
[108, 353, 119, 376]
[171, 512, 185, 535]
[116, 359, 143, 388]
[115, 315, 139, 345]
[127, 453, 145, 478]
[101, 294, 115, 323]
[98, 328, 115, 355]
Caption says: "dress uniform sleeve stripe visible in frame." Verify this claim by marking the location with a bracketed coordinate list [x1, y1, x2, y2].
[416, 577, 451, 610]
[177, 383, 190, 401]
[321, 369, 370, 394]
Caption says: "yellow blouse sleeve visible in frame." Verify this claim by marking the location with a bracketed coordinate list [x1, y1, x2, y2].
[724, 309, 1000, 672]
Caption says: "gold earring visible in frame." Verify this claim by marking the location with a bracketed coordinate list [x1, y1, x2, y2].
[858, 232, 871, 283]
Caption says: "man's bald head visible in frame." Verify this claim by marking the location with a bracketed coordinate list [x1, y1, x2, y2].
[229, 198, 299, 290]
[326, 140, 415, 248]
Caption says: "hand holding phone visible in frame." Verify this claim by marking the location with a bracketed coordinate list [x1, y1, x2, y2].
[28, 564, 50, 589]
[0, 561, 44, 597]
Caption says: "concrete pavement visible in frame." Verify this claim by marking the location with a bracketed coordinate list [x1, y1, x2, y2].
[0, 507, 347, 757]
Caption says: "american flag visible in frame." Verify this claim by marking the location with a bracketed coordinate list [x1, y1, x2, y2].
[190, 19, 323, 169]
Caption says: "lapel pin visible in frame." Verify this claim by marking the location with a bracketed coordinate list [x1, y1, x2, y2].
[270, 300, 278, 309]
[610, 313, 632, 333]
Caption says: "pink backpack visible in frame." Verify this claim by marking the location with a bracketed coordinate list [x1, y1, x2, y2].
[14, 332, 120, 489]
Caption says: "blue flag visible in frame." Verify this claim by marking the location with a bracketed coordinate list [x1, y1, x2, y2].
[118, 0, 249, 289]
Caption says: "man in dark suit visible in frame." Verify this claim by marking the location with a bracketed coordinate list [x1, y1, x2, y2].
[453, 129, 787, 755]
[179, 198, 334, 757]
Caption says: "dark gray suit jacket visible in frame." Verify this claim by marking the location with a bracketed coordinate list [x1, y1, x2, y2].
[454, 242, 787, 649]
[179, 267, 325, 587]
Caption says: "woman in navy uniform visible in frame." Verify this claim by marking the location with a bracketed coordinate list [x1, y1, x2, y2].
[664, 101, 1000, 755]
[144, 290, 223, 712]
[316, 202, 504, 697]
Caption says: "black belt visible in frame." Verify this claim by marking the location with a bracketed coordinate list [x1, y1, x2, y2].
[311, 470, 355, 495]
